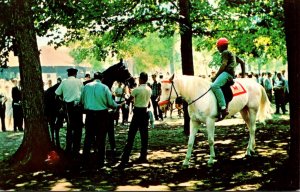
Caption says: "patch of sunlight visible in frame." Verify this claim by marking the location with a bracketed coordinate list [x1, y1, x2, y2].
[100, 180, 108, 185]
[51, 178, 74, 191]
[257, 149, 287, 157]
[281, 115, 290, 120]
[115, 185, 170, 191]
[276, 142, 288, 147]
[16, 182, 28, 187]
[7, 132, 24, 138]
[128, 179, 142, 185]
[228, 183, 261, 191]
[216, 118, 245, 126]
[44, 173, 54, 177]
[269, 167, 275, 172]
[149, 150, 179, 159]
[178, 180, 203, 190]
[150, 164, 164, 168]
[168, 183, 176, 187]
[33, 171, 45, 176]
[231, 170, 262, 180]
[215, 139, 233, 145]
[17, 175, 23, 179]
[230, 150, 245, 160]
[30, 180, 38, 184]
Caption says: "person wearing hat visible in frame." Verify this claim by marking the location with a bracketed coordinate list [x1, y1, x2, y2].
[81, 72, 123, 169]
[211, 38, 245, 121]
[55, 67, 83, 157]
[116, 72, 152, 170]
[150, 73, 163, 121]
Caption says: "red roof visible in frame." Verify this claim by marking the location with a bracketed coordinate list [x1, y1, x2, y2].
[8, 45, 90, 67]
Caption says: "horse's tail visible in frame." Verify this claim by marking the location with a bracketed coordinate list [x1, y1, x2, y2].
[257, 85, 272, 123]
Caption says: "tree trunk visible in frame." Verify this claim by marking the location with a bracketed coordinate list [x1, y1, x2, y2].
[179, 0, 194, 76]
[11, 0, 52, 170]
[284, 0, 300, 189]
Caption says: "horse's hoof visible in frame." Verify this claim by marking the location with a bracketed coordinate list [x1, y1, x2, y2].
[207, 159, 216, 166]
[182, 164, 189, 169]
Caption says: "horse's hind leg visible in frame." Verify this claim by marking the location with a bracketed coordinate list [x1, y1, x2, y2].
[182, 121, 198, 168]
[240, 107, 257, 156]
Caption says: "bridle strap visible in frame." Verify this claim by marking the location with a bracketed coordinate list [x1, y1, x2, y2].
[163, 80, 211, 110]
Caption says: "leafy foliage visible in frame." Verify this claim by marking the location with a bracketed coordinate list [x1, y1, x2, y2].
[0, 0, 286, 72]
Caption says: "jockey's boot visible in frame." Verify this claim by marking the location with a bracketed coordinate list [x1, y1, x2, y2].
[218, 108, 229, 121]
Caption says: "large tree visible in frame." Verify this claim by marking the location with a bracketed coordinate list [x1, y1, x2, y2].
[3, 0, 52, 170]
[284, 0, 300, 189]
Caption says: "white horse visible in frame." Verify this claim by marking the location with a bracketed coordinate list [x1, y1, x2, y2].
[159, 74, 272, 167]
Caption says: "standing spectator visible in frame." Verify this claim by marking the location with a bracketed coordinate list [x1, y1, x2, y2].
[273, 72, 287, 114]
[0, 84, 7, 132]
[12, 79, 23, 132]
[116, 72, 152, 169]
[272, 71, 277, 86]
[113, 81, 129, 125]
[55, 68, 83, 157]
[83, 73, 93, 85]
[81, 72, 122, 169]
[259, 72, 266, 87]
[150, 74, 163, 121]
[264, 72, 273, 102]
[4, 81, 13, 131]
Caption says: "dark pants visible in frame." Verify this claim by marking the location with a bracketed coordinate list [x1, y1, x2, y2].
[274, 89, 286, 114]
[64, 102, 83, 156]
[183, 100, 190, 136]
[121, 107, 149, 163]
[265, 89, 272, 102]
[0, 104, 6, 131]
[151, 96, 163, 120]
[13, 104, 23, 131]
[115, 101, 129, 124]
[83, 110, 109, 166]
[48, 110, 64, 148]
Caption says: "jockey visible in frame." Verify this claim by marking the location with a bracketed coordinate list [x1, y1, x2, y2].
[211, 37, 245, 120]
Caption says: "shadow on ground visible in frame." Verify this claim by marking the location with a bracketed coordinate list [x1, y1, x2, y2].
[0, 116, 291, 191]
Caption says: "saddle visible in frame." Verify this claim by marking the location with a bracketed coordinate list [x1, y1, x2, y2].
[221, 79, 235, 108]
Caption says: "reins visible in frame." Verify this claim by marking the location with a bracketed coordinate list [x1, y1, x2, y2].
[162, 80, 211, 111]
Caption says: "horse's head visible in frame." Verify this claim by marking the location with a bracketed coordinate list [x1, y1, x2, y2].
[159, 74, 179, 108]
[102, 60, 136, 89]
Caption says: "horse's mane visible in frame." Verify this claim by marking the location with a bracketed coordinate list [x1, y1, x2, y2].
[174, 75, 211, 90]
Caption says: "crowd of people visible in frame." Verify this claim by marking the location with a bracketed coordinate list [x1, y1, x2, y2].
[47, 68, 162, 170]
[0, 61, 289, 170]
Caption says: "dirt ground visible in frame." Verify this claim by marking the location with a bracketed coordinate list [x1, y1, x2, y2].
[0, 111, 292, 191]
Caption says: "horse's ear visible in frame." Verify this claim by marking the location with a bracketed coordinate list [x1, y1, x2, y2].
[169, 74, 174, 81]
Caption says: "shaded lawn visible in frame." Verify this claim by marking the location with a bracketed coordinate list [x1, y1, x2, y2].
[0, 115, 291, 191]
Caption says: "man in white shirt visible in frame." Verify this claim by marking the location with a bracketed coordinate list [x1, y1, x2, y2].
[117, 72, 152, 169]
[55, 68, 83, 157]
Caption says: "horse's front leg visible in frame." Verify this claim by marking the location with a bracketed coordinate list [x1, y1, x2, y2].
[206, 118, 216, 165]
[182, 120, 198, 168]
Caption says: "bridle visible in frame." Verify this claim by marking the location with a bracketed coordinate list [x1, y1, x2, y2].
[160, 79, 211, 109]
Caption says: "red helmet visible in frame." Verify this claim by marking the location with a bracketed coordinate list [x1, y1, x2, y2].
[216, 38, 229, 47]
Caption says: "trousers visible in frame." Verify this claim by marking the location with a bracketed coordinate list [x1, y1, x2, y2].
[211, 72, 233, 109]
